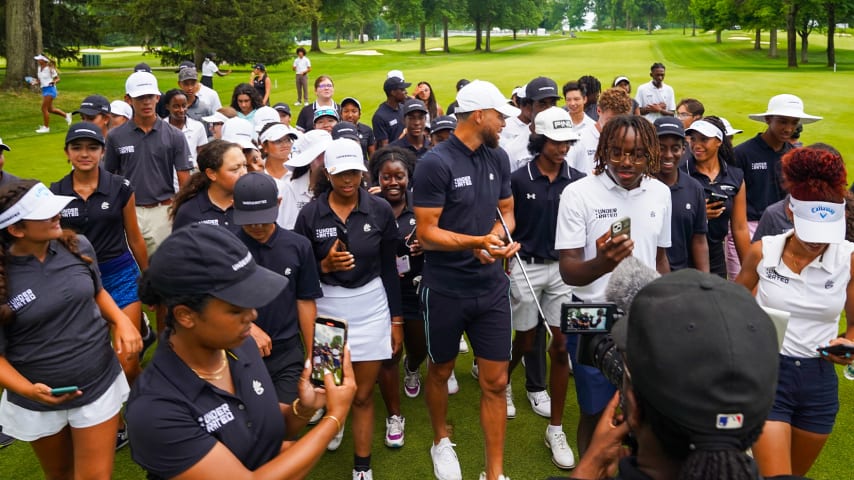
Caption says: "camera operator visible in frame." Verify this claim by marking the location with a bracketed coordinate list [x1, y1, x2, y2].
[551, 269, 807, 480]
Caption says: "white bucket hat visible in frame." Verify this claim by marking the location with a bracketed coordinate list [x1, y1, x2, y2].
[748, 94, 822, 124]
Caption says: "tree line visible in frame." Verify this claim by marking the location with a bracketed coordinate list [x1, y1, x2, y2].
[2, 0, 854, 90]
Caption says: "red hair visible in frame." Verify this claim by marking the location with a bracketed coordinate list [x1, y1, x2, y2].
[782, 147, 847, 203]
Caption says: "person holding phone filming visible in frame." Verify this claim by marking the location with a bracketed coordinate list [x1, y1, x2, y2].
[126, 223, 356, 480]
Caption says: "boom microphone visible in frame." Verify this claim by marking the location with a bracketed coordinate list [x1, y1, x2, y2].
[605, 257, 661, 315]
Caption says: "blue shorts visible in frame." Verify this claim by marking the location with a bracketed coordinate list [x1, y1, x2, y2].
[566, 333, 616, 415]
[767, 355, 839, 434]
[41, 85, 57, 98]
[99, 251, 141, 309]
[421, 282, 512, 364]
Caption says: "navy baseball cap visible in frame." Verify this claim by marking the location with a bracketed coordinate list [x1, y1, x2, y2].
[383, 77, 411, 95]
[133, 62, 152, 73]
[146, 223, 287, 308]
[654, 117, 685, 138]
[253, 63, 266, 71]
[73, 95, 111, 116]
[272, 102, 291, 115]
[403, 99, 428, 116]
[331, 121, 360, 142]
[526, 77, 560, 101]
[65, 122, 105, 146]
[429, 115, 457, 133]
[233, 172, 280, 226]
[341, 97, 362, 111]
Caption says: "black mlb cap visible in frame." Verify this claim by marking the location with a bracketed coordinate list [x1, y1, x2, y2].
[654, 117, 685, 138]
[233, 172, 279, 226]
[403, 98, 428, 116]
[146, 223, 287, 308]
[383, 77, 411, 95]
[133, 62, 152, 73]
[73, 95, 111, 116]
[429, 115, 457, 133]
[525, 77, 560, 101]
[65, 122, 105, 146]
[331, 121, 360, 142]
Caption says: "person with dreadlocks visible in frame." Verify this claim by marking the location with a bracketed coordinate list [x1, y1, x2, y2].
[556, 114, 671, 456]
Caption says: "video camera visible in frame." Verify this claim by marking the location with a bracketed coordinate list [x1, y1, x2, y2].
[560, 303, 624, 388]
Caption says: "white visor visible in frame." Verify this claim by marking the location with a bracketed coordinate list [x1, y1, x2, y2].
[0, 183, 74, 229]
[789, 197, 845, 244]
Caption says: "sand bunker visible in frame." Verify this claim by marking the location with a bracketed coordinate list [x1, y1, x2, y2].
[345, 50, 383, 56]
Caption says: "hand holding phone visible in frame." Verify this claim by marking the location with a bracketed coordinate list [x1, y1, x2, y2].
[50, 386, 79, 396]
[610, 217, 631, 240]
[311, 317, 348, 388]
[817, 344, 854, 357]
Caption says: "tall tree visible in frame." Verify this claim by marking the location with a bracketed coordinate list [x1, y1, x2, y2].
[664, 0, 694, 34]
[825, 0, 854, 67]
[784, 1, 799, 67]
[2, 0, 41, 91]
[498, 0, 542, 40]
[690, 0, 738, 43]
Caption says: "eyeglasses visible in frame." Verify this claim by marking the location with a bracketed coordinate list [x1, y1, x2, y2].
[317, 83, 334, 89]
[608, 148, 649, 165]
[676, 112, 695, 119]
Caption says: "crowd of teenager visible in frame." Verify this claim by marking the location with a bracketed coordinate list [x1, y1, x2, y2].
[0, 53, 852, 480]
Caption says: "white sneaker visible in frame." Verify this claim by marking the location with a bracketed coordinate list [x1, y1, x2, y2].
[527, 390, 551, 418]
[35, 126, 49, 133]
[327, 424, 344, 451]
[353, 469, 373, 480]
[545, 429, 576, 469]
[403, 356, 422, 398]
[478, 473, 511, 480]
[459, 336, 469, 353]
[430, 437, 462, 480]
[505, 383, 516, 419]
[471, 360, 479, 380]
[385, 415, 405, 448]
[293, 101, 300, 106]
[65, 113, 72, 125]
[308, 406, 325, 425]
[447, 371, 459, 395]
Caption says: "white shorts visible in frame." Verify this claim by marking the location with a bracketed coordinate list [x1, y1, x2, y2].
[317, 277, 391, 362]
[509, 259, 571, 331]
[0, 373, 129, 441]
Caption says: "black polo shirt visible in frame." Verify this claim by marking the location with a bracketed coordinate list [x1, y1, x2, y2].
[172, 189, 239, 234]
[127, 338, 285, 479]
[390, 135, 432, 160]
[665, 171, 708, 271]
[682, 157, 745, 243]
[355, 122, 376, 162]
[412, 134, 512, 297]
[50, 168, 134, 263]
[394, 204, 423, 318]
[0, 171, 20, 187]
[371, 102, 404, 144]
[510, 159, 585, 261]
[237, 226, 323, 341]
[104, 117, 193, 205]
[753, 196, 792, 241]
[295, 101, 340, 132]
[293, 188, 402, 316]
[734, 134, 792, 221]
[0, 236, 122, 411]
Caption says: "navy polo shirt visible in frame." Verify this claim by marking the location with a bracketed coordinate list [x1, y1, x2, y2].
[734, 134, 792, 221]
[293, 188, 402, 316]
[753, 196, 792, 241]
[372, 102, 404, 143]
[237, 226, 323, 341]
[355, 122, 376, 162]
[0, 171, 20, 187]
[511, 159, 585, 260]
[296, 101, 341, 132]
[665, 172, 708, 271]
[172, 189, 239, 234]
[127, 338, 285, 479]
[390, 135, 432, 160]
[412, 134, 512, 297]
[682, 157, 745, 243]
[0, 236, 122, 411]
[103, 117, 193, 205]
[394, 204, 423, 318]
[50, 168, 133, 263]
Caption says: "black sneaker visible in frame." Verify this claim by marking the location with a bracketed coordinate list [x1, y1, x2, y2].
[116, 427, 129, 451]
[0, 431, 14, 449]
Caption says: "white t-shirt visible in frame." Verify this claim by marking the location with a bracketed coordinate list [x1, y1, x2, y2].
[293, 56, 311, 75]
[501, 130, 534, 172]
[37, 66, 57, 87]
[635, 81, 676, 122]
[201, 59, 219, 77]
[277, 174, 313, 229]
[555, 173, 672, 302]
[171, 117, 209, 191]
[567, 125, 600, 175]
[756, 231, 854, 358]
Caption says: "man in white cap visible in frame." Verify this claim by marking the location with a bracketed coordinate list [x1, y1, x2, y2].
[735, 94, 822, 247]
[104, 71, 193, 256]
[413, 79, 521, 480]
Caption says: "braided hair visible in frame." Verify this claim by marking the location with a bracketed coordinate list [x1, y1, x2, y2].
[593, 115, 660, 177]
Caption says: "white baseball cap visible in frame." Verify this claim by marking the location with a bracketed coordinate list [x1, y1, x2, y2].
[33, 54, 49, 62]
[201, 111, 229, 124]
[125, 71, 160, 98]
[387, 69, 405, 81]
[254, 106, 280, 133]
[455, 80, 521, 118]
[259, 123, 299, 144]
[0, 183, 74, 229]
[287, 129, 333, 168]
[789, 196, 845, 243]
[534, 107, 581, 142]
[748, 94, 822, 124]
[222, 117, 258, 150]
[0, 138, 10, 152]
[109, 100, 133, 120]
[719, 117, 743, 136]
[325, 138, 367, 175]
[685, 120, 723, 141]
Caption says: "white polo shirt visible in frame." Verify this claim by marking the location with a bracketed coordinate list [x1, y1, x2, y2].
[555, 173, 672, 302]
[756, 231, 854, 358]
[567, 125, 600, 175]
[201, 59, 219, 77]
[572, 113, 595, 134]
[501, 130, 534, 172]
[277, 174, 313, 230]
[499, 116, 529, 149]
[293, 56, 311, 75]
[635, 81, 676, 122]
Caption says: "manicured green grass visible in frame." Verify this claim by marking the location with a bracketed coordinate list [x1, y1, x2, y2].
[2, 30, 854, 479]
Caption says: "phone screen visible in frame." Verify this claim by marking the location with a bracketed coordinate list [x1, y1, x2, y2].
[311, 317, 347, 387]
[560, 303, 618, 334]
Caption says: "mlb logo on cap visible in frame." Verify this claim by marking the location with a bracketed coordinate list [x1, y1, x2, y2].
[716, 414, 744, 430]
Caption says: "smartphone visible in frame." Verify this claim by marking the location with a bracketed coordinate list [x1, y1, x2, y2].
[560, 303, 619, 334]
[817, 344, 854, 356]
[311, 316, 348, 387]
[610, 217, 631, 240]
[707, 192, 728, 203]
[335, 226, 349, 252]
[50, 386, 79, 396]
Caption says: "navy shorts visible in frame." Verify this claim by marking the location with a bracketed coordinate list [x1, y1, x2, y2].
[263, 335, 305, 405]
[767, 355, 839, 434]
[421, 283, 512, 364]
[566, 333, 616, 415]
